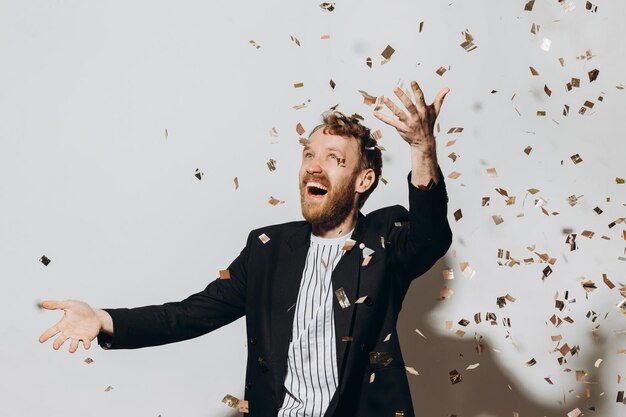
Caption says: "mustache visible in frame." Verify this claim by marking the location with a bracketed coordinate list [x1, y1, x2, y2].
[302, 174, 330, 188]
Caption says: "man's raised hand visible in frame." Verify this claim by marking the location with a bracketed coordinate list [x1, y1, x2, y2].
[38, 300, 112, 353]
[373, 81, 449, 154]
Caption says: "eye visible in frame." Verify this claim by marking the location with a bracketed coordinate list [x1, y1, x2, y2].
[303, 152, 313, 159]
[329, 154, 337, 160]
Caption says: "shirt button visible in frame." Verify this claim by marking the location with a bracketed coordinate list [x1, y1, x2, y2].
[359, 243, 365, 249]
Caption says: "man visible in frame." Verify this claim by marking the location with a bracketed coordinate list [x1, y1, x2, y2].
[39, 81, 452, 417]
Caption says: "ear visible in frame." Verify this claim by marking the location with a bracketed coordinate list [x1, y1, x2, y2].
[355, 168, 375, 194]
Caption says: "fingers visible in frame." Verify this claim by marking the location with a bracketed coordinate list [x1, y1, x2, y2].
[382, 96, 408, 122]
[82, 339, 92, 350]
[52, 333, 70, 350]
[432, 87, 450, 117]
[69, 338, 80, 353]
[373, 110, 409, 133]
[40, 300, 66, 311]
[393, 87, 418, 115]
[39, 325, 60, 343]
[410, 81, 427, 113]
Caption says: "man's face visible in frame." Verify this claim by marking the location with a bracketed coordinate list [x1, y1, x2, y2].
[299, 129, 361, 230]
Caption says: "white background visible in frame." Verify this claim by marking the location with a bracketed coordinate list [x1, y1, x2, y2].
[0, 1, 624, 416]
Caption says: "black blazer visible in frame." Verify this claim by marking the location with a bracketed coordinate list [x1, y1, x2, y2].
[98, 173, 452, 417]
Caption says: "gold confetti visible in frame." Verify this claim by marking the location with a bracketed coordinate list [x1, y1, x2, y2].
[258, 233, 270, 244]
[366, 57, 372, 68]
[234, 177, 239, 190]
[594, 358, 603, 368]
[466, 363, 480, 370]
[537, 111, 546, 116]
[586, 1, 598, 12]
[524, 0, 535, 11]
[460, 262, 476, 279]
[603, 274, 615, 289]
[545, 377, 554, 385]
[482, 197, 490, 206]
[448, 127, 464, 133]
[446, 139, 457, 147]
[453, 209, 463, 222]
[414, 328, 427, 339]
[436, 66, 447, 76]
[544, 85, 552, 97]
[104, 386, 114, 392]
[529, 66, 539, 76]
[449, 369, 462, 384]
[369, 372, 375, 383]
[266, 159, 277, 172]
[39, 255, 51, 266]
[358, 90, 377, 106]
[531, 23, 540, 34]
[319, 3, 335, 12]
[296, 123, 305, 135]
[335, 287, 351, 308]
[268, 196, 284, 206]
[567, 408, 582, 417]
[588, 68, 599, 82]
[540, 38, 551, 52]
[438, 286, 454, 300]
[405, 366, 419, 375]
[84, 358, 94, 364]
[194, 168, 203, 180]
[164, 128, 168, 140]
[486, 167, 497, 177]
[616, 177, 625, 184]
[571, 154, 583, 164]
[442, 268, 454, 280]
[219, 270, 230, 279]
[460, 30, 477, 52]
[448, 152, 459, 162]
[294, 82, 304, 89]
[355, 296, 368, 304]
[290, 35, 301, 46]
[320, 34, 330, 39]
[342, 239, 356, 251]
[492, 215, 504, 225]
[329, 79, 336, 90]
[249, 40, 261, 49]
[381, 45, 395, 59]
[384, 333, 391, 342]
[526, 358, 537, 367]
[447, 171, 462, 179]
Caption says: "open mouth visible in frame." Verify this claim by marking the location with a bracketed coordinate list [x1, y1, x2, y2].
[306, 181, 329, 198]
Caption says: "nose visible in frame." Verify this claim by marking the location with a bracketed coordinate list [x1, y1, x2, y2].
[305, 157, 322, 175]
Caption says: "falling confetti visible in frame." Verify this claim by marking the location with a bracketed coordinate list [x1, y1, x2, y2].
[268, 196, 284, 206]
[258, 233, 270, 244]
[219, 270, 230, 279]
[194, 168, 203, 180]
[335, 287, 351, 308]
[234, 177, 239, 190]
[39, 255, 51, 266]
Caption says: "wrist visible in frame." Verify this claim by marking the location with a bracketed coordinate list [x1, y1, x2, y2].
[96, 309, 114, 335]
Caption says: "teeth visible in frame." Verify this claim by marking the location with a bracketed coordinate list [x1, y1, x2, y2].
[306, 182, 328, 191]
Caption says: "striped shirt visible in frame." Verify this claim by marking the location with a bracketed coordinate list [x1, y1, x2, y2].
[277, 231, 353, 417]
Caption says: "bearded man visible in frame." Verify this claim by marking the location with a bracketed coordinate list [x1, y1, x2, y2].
[39, 81, 452, 417]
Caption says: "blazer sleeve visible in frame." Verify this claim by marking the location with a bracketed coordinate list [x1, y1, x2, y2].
[388, 168, 453, 284]
[97, 231, 252, 350]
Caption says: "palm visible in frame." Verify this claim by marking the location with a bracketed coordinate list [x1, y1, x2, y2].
[39, 300, 100, 352]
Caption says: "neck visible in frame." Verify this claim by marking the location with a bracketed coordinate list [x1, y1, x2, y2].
[311, 209, 358, 238]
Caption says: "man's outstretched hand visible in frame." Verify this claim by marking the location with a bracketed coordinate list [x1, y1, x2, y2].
[38, 300, 113, 353]
[373, 80, 450, 188]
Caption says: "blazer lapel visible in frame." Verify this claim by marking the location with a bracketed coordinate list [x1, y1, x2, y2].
[331, 212, 367, 386]
[269, 222, 311, 407]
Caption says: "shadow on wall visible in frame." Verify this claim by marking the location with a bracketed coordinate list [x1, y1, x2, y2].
[398, 257, 599, 417]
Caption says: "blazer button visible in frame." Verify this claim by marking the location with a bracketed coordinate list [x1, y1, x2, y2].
[365, 297, 374, 306]
[249, 337, 257, 345]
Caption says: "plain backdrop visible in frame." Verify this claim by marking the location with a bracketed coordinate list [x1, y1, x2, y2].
[0, 1, 624, 416]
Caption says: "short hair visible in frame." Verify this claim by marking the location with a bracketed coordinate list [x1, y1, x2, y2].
[310, 111, 383, 208]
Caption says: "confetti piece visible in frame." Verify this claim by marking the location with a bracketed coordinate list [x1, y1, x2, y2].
[460, 30, 477, 52]
[405, 366, 419, 375]
[104, 386, 114, 392]
[526, 358, 537, 367]
[219, 270, 230, 279]
[355, 296, 368, 304]
[384, 333, 391, 342]
[531, 23, 540, 34]
[362, 255, 372, 266]
[482, 197, 490, 206]
[294, 82, 304, 88]
[335, 287, 350, 309]
[164, 129, 168, 140]
[537, 111, 546, 117]
[448, 171, 461, 179]
[319, 2, 335, 12]
[320, 34, 330, 39]
[290, 35, 301, 46]
[453, 209, 463, 222]
[524, 146, 532, 155]
[419, 21, 424, 32]
[545, 377, 554, 385]
[366, 57, 372, 68]
[529, 66, 539, 76]
[268, 196, 284, 206]
[540, 38, 552, 52]
[381, 45, 395, 60]
[341, 336, 353, 342]
[329, 79, 336, 90]
[258, 233, 270, 244]
[567, 408, 582, 417]
[342, 239, 356, 251]
[370, 373, 375, 383]
[442, 268, 454, 280]
[358, 90, 377, 106]
[436, 66, 447, 76]
[581, 280, 597, 293]
[446, 139, 456, 147]
[524, 0, 535, 11]
[449, 369, 462, 384]
[222, 394, 241, 409]
[492, 215, 504, 225]
[460, 262, 476, 279]
[586, 1, 598, 12]
[39, 255, 51, 266]
[617, 177, 625, 184]
[486, 168, 497, 177]
[84, 358, 94, 364]
[603, 274, 615, 289]
[466, 363, 480, 370]
[414, 328, 427, 339]
[194, 168, 203, 180]
[594, 359, 603, 368]
[588, 69, 599, 82]
[570, 154, 583, 164]
[266, 159, 277, 172]
[448, 152, 459, 162]
[438, 286, 454, 300]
